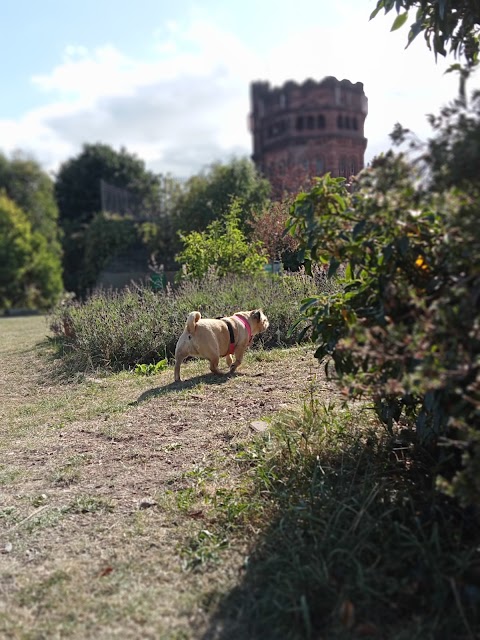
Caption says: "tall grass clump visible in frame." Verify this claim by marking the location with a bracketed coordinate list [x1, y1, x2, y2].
[185, 396, 480, 639]
[49, 270, 328, 374]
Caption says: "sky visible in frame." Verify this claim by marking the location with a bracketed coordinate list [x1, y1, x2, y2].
[1, 0, 477, 179]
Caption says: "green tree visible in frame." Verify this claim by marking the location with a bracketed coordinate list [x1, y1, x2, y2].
[0, 152, 62, 247]
[55, 143, 162, 293]
[0, 193, 63, 311]
[55, 143, 162, 226]
[172, 157, 271, 237]
[0, 151, 63, 282]
[176, 199, 267, 280]
[81, 213, 139, 291]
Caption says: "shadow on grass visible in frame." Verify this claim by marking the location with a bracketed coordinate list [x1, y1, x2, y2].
[196, 418, 480, 640]
[130, 371, 232, 406]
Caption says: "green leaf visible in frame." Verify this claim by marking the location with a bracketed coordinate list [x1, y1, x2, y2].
[445, 63, 462, 74]
[369, 1, 384, 21]
[391, 12, 408, 32]
[328, 258, 340, 279]
[352, 219, 366, 239]
[300, 297, 320, 313]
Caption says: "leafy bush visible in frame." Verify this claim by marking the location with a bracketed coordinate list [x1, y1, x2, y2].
[176, 199, 267, 280]
[249, 196, 300, 267]
[288, 153, 480, 506]
[49, 270, 323, 374]
[0, 192, 63, 311]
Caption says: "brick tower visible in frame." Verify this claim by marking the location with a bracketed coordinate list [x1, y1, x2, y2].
[249, 76, 368, 193]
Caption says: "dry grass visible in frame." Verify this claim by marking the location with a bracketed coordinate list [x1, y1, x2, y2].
[0, 315, 337, 639]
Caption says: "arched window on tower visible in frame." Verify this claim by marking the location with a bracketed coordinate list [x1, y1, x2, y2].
[350, 158, 357, 175]
[345, 116, 351, 129]
[352, 117, 358, 131]
[317, 114, 325, 129]
[337, 115, 344, 129]
[296, 116, 304, 131]
[339, 157, 347, 177]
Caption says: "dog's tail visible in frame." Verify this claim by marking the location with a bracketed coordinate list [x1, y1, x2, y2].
[186, 311, 201, 334]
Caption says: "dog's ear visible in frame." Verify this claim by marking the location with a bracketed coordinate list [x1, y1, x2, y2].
[252, 310, 261, 321]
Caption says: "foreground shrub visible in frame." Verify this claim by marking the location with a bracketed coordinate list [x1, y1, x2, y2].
[49, 271, 323, 374]
[288, 153, 480, 507]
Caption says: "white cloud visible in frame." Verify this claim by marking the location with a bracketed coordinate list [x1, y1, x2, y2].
[1, 19, 258, 177]
[0, 8, 475, 178]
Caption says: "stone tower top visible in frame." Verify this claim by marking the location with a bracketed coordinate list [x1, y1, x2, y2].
[249, 76, 368, 194]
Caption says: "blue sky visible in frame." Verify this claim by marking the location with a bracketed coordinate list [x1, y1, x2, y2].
[1, 0, 477, 178]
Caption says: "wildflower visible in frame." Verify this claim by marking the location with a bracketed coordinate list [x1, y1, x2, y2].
[415, 255, 428, 271]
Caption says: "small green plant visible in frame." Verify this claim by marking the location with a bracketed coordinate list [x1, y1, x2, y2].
[163, 442, 182, 452]
[134, 359, 168, 376]
[64, 495, 114, 514]
[181, 528, 229, 570]
[50, 454, 90, 486]
[176, 198, 268, 280]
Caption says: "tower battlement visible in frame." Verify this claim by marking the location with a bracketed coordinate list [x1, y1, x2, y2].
[249, 75, 368, 192]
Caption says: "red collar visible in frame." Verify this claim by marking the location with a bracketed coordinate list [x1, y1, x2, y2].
[235, 314, 252, 341]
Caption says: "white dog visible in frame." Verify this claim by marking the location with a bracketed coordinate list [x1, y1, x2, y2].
[174, 309, 269, 382]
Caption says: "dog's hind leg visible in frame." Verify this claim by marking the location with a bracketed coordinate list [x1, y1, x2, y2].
[174, 335, 191, 382]
[174, 355, 184, 382]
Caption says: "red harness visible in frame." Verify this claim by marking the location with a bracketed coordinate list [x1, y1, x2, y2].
[235, 314, 252, 342]
[223, 314, 252, 356]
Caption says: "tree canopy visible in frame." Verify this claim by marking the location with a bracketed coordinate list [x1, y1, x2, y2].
[55, 143, 164, 294]
[0, 152, 62, 256]
[171, 157, 271, 236]
[0, 193, 63, 310]
[55, 143, 162, 226]
[0, 153, 64, 309]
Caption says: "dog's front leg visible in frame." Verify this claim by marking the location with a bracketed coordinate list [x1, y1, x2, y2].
[229, 348, 245, 374]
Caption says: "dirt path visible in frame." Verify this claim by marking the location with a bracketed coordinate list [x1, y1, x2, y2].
[0, 316, 337, 639]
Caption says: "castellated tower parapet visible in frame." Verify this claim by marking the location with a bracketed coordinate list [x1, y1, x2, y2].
[249, 76, 368, 191]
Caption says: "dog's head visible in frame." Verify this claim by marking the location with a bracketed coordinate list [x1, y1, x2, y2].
[249, 309, 269, 334]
